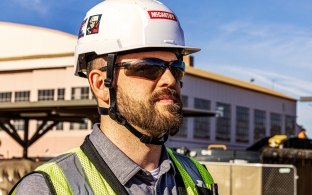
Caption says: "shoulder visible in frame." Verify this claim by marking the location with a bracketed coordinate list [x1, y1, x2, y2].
[13, 172, 50, 195]
[36, 149, 80, 172]
[13, 151, 79, 195]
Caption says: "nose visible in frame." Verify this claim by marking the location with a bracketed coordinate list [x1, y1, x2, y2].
[157, 68, 179, 88]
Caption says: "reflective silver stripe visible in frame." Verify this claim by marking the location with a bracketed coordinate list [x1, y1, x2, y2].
[55, 152, 94, 194]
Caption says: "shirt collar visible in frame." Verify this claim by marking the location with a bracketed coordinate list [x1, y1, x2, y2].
[89, 124, 175, 184]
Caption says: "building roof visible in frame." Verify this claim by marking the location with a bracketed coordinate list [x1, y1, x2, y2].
[0, 22, 295, 101]
[186, 66, 295, 101]
[0, 22, 76, 71]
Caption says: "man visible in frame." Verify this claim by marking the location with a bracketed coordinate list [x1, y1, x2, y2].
[11, 0, 217, 194]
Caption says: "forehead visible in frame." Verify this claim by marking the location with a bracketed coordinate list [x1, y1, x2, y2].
[117, 51, 177, 62]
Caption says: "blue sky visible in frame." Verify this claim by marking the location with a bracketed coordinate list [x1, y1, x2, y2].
[1, 0, 311, 137]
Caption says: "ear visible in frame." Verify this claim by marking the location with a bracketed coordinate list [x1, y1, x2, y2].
[88, 69, 109, 105]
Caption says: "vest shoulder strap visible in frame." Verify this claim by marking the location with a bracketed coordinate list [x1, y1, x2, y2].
[167, 148, 217, 195]
[34, 146, 117, 195]
[80, 136, 128, 195]
[36, 161, 73, 194]
[36, 171, 57, 195]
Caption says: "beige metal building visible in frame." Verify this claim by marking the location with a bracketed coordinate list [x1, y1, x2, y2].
[0, 22, 297, 158]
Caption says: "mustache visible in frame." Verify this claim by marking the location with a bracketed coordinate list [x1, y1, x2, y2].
[150, 88, 181, 104]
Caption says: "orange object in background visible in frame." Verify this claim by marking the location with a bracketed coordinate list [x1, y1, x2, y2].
[297, 129, 308, 139]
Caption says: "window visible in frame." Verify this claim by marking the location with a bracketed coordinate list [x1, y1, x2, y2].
[177, 118, 188, 137]
[194, 98, 210, 110]
[270, 113, 282, 135]
[216, 102, 231, 141]
[194, 117, 210, 139]
[69, 122, 75, 130]
[0, 92, 12, 102]
[15, 91, 30, 102]
[37, 121, 64, 131]
[79, 119, 88, 129]
[254, 109, 266, 141]
[285, 115, 295, 136]
[176, 95, 189, 137]
[181, 95, 188, 107]
[37, 120, 54, 130]
[236, 106, 249, 143]
[38, 89, 54, 101]
[70, 119, 89, 130]
[57, 88, 65, 100]
[194, 98, 211, 139]
[71, 87, 89, 100]
[55, 122, 64, 131]
[13, 120, 24, 131]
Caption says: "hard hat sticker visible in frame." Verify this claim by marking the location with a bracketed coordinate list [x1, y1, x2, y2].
[78, 18, 87, 39]
[148, 11, 177, 21]
[86, 14, 102, 35]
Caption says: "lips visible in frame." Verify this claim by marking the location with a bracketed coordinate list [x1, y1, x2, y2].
[150, 88, 181, 106]
[157, 95, 177, 103]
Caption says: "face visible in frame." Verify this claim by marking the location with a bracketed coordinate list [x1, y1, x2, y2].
[115, 51, 183, 137]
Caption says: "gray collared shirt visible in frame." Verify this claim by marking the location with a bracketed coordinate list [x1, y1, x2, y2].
[14, 124, 178, 195]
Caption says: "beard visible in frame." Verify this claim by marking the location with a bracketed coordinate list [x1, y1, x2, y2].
[116, 87, 183, 137]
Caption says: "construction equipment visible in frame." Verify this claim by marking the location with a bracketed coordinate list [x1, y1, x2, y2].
[182, 135, 312, 195]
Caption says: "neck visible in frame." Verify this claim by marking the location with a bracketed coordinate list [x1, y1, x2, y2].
[100, 116, 162, 171]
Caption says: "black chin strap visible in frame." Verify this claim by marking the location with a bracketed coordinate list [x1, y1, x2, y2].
[101, 53, 168, 145]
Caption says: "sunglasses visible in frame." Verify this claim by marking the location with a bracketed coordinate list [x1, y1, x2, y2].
[113, 58, 186, 81]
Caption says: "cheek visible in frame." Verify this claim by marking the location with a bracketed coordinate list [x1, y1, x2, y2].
[118, 77, 154, 100]
[129, 81, 154, 99]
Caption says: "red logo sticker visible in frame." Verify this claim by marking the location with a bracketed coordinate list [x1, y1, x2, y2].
[148, 11, 177, 21]
[86, 14, 102, 35]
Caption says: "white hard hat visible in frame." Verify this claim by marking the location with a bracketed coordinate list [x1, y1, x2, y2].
[74, 0, 200, 77]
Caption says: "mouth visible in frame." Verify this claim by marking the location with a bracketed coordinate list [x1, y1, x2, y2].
[156, 95, 177, 104]
[151, 88, 181, 107]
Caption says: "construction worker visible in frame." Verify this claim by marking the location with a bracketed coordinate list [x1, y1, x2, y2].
[10, 0, 217, 194]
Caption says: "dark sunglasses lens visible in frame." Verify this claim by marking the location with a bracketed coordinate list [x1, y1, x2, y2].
[170, 67, 184, 81]
[169, 60, 185, 81]
[124, 64, 164, 80]
[122, 58, 185, 81]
